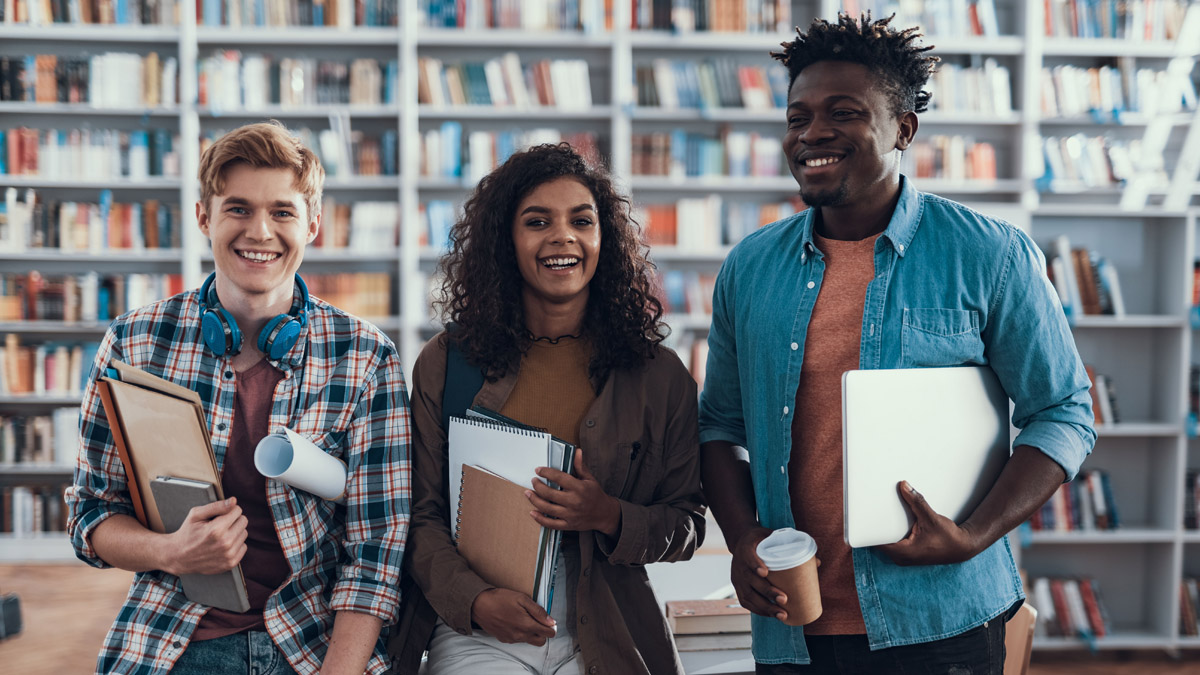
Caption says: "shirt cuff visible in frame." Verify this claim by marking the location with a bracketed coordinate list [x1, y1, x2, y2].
[71, 504, 135, 569]
[698, 428, 746, 447]
[439, 575, 495, 636]
[1013, 420, 1092, 482]
[331, 575, 402, 624]
[594, 500, 649, 565]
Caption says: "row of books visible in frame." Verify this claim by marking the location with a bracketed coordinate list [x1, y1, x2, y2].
[1029, 576, 1111, 638]
[926, 59, 1012, 116]
[1040, 63, 1199, 121]
[631, 129, 783, 178]
[1038, 133, 1167, 192]
[1043, 0, 1195, 40]
[2, 127, 181, 179]
[631, 0, 791, 33]
[417, 55, 592, 110]
[199, 52, 397, 109]
[419, 0, 610, 32]
[900, 135, 998, 182]
[418, 122, 600, 182]
[0, 0, 178, 24]
[1045, 235, 1126, 319]
[638, 195, 803, 250]
[1083, 365, 1121, 426]
[0, 189, 183, 253]
[843, 0, 1003, 37]
[1028, 469, 1120, 532]
[312, 199, 398, 251]
[0, 53, 178, 109]
[1180, 578, 1200, 636]
[198, 0, 397, 27]
[0, 337, 98, 397]
[663, 330, 709, 387]
[0, 484, 69, 535]
[201, 126, 396, 178]
[656, 270, 716, 316]
[633, 58, 788, 111]
[304, 272, 392, 319]
[1183, 470, 1200, 530]
[0, 271, 184, 322]
[0, 409, 79, 466]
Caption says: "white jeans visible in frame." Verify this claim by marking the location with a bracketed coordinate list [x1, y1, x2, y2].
[424, 546, 583, 675]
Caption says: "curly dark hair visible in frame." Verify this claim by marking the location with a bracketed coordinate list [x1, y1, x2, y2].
[771, 13, 939, 115]
[436, 143, 667, 381]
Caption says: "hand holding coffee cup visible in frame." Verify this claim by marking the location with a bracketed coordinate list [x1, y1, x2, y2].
[756, 528, 822, 626]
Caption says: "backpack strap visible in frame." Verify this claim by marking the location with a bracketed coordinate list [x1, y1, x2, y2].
[442, 328, 485, 433]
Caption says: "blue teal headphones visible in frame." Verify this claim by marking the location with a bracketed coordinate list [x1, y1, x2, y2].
[199, 272, 310, 360]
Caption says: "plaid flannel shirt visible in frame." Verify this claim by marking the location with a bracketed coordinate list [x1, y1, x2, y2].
[66, 287, 411, 675]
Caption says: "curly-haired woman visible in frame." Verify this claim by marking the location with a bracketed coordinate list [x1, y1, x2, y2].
[387, 143, 705, 675]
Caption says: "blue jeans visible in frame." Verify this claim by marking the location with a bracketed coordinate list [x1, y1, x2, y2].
[171, 631, 298, 675]
[755, 618, 1006, 675]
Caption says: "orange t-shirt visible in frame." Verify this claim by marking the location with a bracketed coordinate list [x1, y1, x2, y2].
[789, 231, 879, 635]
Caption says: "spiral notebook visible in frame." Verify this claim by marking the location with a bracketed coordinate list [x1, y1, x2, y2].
[455, 464, 547, 602]
[448, 415, 574, 609]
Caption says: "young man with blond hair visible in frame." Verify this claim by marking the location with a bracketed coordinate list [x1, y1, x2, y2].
[67, 121, 411, 675]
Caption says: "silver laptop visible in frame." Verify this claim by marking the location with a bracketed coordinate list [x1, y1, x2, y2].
[842, 366, 1011, 548]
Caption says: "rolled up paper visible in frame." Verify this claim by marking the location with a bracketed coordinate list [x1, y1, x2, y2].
[254, 428, 347, 502]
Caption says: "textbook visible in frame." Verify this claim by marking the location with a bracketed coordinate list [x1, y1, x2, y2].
[665, 599, 751, 635]
[95, 360, 222, 534]
[447, 413, 574, 609]
[150, 476, 250, 613]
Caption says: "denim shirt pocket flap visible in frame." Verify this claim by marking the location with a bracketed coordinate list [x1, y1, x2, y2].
[900, 308, 983, 368]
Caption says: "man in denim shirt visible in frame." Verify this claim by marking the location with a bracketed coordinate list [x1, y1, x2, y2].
[698, 15, 1095, 674]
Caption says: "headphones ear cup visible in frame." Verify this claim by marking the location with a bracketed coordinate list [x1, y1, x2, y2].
[259, 314, 301, 361]
[202, 307, 242, 356]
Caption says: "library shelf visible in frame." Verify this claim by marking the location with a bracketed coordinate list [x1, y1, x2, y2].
[296, 250, 401, 263]
[1039, 113, 1200, 128]
[630, 176, 796, 192]
[198, 105, 400, 119]
[418, 29, 612, 49]
[1041, 38, 1188, 58]
[628, 31, 799, 52]
[0, 534, 75, 563]
[0, 464, 73, 478]
[0, 103, 180, 117]
[920, 112, 1022, 126]
[1029, 529, 1179, 545]
[0, 178, 181, 190]
[648, 246, 735, 263]
[1093, 423, 1184, 438]
[1182, 532, 1200, 544]
[417, 105, 616, 120]
[0, 25, 179, 43]
[629, 108, 784, 123]
[1071, 316, 1189, 329]
[195, 26, 399, 45]
[918, 36, 1025, 55]
[662, 313, 713, 332]
[321, 177, 401, 190]
[0, 250, 183, 263]
[1033, 631, 1174, 650]
[0, 321, 112, 335]
[0, 395, 83, 407]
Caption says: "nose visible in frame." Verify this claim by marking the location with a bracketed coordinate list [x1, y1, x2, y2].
[800, 114, 834, 145]
[548, 218, 576, 245]
[246, 210, 272, 240]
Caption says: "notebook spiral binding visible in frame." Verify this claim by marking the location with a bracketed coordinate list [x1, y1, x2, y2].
[455, 416, 545, 437]
[454, 464, 467, 542]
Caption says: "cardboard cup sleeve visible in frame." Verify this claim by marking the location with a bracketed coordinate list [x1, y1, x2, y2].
[757, 528, 822, 626]
[254, 428, 347, 502]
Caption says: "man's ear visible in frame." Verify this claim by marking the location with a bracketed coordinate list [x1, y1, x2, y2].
[306, 210, 321, 244]
[895, 111, 919, 151]
[196, 202, 210, 236]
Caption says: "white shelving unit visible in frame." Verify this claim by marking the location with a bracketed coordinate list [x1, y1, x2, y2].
[2, 2, 1200, 658]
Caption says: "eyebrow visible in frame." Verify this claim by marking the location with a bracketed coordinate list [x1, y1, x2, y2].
[787, 94, 866, 110]
[221, 197, 301, 210]
[519, 203, 596, 216]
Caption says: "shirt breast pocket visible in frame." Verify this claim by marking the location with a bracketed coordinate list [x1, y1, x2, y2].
[609, 440, 663, 504]
[900, 308, 984, 368]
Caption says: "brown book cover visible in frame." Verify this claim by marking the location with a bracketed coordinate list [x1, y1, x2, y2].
[455, 464, 545, 601]
[94, 360, 222, 534]
[666, 599, 751, 635]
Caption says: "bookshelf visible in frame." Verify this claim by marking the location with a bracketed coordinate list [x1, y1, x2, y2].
[2, 1, 1200, 658]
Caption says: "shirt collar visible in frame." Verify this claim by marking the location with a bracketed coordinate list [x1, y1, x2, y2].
[796, 175, 921, 259]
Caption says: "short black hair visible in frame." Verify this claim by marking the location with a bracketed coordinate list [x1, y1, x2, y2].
[771, 13, 939, 115]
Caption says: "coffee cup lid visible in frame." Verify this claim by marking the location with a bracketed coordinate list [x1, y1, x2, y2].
[756, 528, 818, 571]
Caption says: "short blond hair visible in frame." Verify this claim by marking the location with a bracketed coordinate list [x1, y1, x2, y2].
[198, 121, 325, 220]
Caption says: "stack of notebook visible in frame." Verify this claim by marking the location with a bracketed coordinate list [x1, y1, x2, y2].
[448, 408, 574, 609]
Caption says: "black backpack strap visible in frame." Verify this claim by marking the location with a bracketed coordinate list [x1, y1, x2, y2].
[442, 328, 485, 432]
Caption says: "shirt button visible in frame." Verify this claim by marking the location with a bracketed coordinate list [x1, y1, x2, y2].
[801, 254, 806, 262]
[898, 244, 905, 252]
[580, 615, 589, 624]
[589, 667, 598, 674]
[583, 567, 591, 577]
[806, 281, 815, 289]
[223, 371, 233, 379]
[217, 423, 226, 431]
[790, 342, 798, 350]
[585, 419, 596, 428]
[783, 406, 789, 415]
[172, 641, 182, 649]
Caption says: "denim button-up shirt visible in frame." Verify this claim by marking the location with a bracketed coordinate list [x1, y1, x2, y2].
[698, 177, 1095, 664]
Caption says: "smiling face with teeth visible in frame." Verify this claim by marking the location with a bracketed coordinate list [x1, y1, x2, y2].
[511, 176, 601, 329]
[198, 163, 319, 313]
[783, 60, 917, 236]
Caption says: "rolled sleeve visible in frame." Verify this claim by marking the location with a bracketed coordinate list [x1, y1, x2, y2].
[983, 227, 1096, 482]
[698, 255, 748, 448]
[335, 347, 411, 624]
